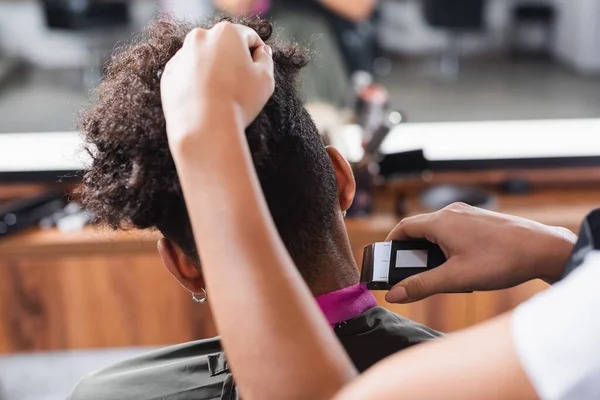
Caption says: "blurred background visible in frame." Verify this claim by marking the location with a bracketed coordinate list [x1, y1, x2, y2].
[1, 1, 600, 399]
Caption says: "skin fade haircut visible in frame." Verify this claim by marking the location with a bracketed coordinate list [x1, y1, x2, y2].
[77, 16, 340, 286]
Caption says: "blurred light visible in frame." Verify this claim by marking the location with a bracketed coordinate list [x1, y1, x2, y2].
[331, 124, 364, 163]
[4, 213, 16, 226]
[373, 57, 393, 77]
[351, 71, 373, 91]
[0, 132, 88, 173]
[389, 111, 403, 125]
[381, 119, 600, 160]
[368, 162, 380, 176]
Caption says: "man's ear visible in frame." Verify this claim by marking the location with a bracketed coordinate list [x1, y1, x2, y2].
[157, 238, 205, 293]
[325, 146, 356, 213]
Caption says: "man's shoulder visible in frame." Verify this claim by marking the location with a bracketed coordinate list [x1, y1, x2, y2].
[68, 337, 232, 400]
[340, 306, 443, 341]
[336, 306, 443, 372]
[371, 306, 444, 338]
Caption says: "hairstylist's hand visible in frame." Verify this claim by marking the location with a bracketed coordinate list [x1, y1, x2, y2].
[160, 21, 274, 148]
[386, 203, 577, 304]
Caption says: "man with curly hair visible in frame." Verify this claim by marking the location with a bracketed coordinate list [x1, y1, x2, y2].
[69, 17, 441, 400]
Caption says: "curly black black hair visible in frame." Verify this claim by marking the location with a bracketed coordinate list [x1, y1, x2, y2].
[77, 16, 339, 285]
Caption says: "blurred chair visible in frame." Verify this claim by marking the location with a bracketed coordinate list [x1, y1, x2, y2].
[509, 2, 556, 58]
[40, 0, 132, 87]
[423, 0, 486, 76]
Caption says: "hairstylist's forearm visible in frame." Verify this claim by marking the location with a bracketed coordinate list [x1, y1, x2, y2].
[162, 23, 355, 399]
[171, 108, 356, 400]
[318, 0, 377, 22]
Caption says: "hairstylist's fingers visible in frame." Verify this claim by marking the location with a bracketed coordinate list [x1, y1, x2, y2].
[252, 45, 274, 85]
[385, 213, 437, 242]
[211, 21, 265, 53]
[184, 27, 207, 46]
[233, 23, 265, 51]
[385, 258, 462, 303]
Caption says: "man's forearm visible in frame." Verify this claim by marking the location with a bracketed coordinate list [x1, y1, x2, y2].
[170, 107, 356, 400]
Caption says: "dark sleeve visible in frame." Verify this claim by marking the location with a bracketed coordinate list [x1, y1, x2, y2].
[337, 307, 443, 372]
[561, 209, 600, 279]
[68, 340, 233, 400]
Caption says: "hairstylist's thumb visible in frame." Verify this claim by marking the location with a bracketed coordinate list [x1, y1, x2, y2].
[385, 258, 460, 304]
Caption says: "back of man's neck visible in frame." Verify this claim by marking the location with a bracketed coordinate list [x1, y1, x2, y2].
[307, 242, 360, 297]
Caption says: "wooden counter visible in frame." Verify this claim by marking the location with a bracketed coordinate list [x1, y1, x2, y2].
[1, 183, 600, 354]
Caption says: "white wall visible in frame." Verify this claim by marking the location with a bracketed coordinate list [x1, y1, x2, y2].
[554, 0, 600, 73]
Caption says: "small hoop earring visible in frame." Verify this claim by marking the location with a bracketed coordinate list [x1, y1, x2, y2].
[342, 210, 347, 218]
[192, 288, 208, 304]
